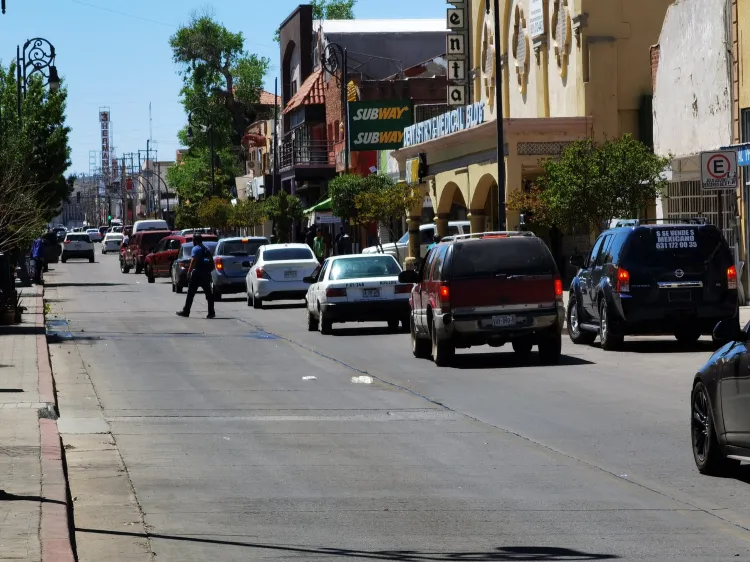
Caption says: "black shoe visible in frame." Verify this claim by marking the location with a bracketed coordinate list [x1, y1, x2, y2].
[176, 310, 189, 317]
[207, 312, 216, 319]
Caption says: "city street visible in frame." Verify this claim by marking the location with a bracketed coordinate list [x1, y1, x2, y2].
[43, 255, 750, 561]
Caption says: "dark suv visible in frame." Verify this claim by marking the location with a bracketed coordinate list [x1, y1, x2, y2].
[398, 232, 565, 366]
[567, 223, 739, 350]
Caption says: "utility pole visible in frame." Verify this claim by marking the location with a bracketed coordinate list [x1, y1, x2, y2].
[273, 77, 278, 196]
[489, 0, 507, 230]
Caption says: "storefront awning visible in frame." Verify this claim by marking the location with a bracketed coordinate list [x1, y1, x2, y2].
[304, 197, 332, 214]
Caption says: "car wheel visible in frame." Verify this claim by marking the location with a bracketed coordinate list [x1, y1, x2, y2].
[247, 292, 253, 307]
[120, 260, 129, 273]
[307, 307, 317, 331]
[411, 316, 431, 359]
[599, 300, 623, 351]
[135, 263, 143, 274]
[252, 292, 263, 309]
[512, 339, 533, 357]
[146, 266, 155, 284]
[318, 305, 332, 334]
[175, 282, 183, 294]
[691, 381, 739, 475]
[387, 319, 400, 332]
[568, 294, 596, 345]
[101, 249, 105, 254]
[675, 327, 701, 345]
[538, 332, 562, 365]
[61, 258, 66, 263]
[431, 318, 454, 367]
[89, 255, 95, 263]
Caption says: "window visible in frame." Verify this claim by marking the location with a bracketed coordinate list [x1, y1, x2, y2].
[448, 225, 461, 237]
[587, 236, 605, 267]
[595, 235, 612, 267]
[221, 239, 268, 256]
[451, 238, 557, 278]
[422, 249, 437, 281]
[154, 240, 168, 253]
[318, 260, 330, 281]
[430, 245, 449, 281]
[421, 227, 435, 245]
[334, 120, 340, 142]
[169, 240, 181, 250]
[329, 256, 401, 280]
[263, 247, 315, 261]
[606, 232, 628, 265]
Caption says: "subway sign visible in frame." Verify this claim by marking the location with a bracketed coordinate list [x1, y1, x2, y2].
[348, 100, 414, 151]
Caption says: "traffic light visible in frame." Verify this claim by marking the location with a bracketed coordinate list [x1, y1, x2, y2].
[107, 215, 112, 222]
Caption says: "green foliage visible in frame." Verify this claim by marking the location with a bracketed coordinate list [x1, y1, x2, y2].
[230, 199, 267, 232]
[274, 0, 356, 42]
[329, 174, 367, 224]
[170, 12, 270, 204]
[197, 197, 232, 230]
[174, 203, 200, 230]
[507, 135, 670, 234]
[264, 190, 304, 243]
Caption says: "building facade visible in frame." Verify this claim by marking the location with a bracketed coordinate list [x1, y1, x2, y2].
[392, 0, 672, 267]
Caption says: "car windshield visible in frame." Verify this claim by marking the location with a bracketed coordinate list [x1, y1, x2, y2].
[329, 256, 402, 280]
[180, 242, 218, 259]
[220, 239, 267, 256]
[397, 232, 409, 244]
[451, 238, 557, 278]
[627, 227, 733, 269]
[140, 233, 168, 248]
[263, 247, 315, 261]
[67, 234, 90, 242]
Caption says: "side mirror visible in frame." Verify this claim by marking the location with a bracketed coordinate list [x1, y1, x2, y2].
[398, 270, 419, 284]
[303, 275, 316, 284]
[713, 320, 747, 343]
[569, 254, 585, 268]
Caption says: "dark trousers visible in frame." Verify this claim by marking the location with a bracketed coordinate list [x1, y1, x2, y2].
[33, 259, 44, 283]
[182, 272, 214, 316]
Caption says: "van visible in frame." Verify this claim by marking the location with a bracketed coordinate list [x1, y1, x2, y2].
[132, 219, 169, 235]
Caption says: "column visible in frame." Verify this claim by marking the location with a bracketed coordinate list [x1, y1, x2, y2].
[435, 213, 449, 238]
[405, 214, 422, 271]
[468, 210, 485, 234]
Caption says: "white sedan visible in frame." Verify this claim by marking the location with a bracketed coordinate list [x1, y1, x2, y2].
[304, 254, 412, 334]
[86, 228, 102, 243]
[246, 243, 320, 309]
[101, 233, 123, 254]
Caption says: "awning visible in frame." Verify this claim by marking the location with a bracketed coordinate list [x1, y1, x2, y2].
[303, 197, 332, 214]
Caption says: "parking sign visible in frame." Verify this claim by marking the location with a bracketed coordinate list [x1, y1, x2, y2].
[700, 150, 738, 190]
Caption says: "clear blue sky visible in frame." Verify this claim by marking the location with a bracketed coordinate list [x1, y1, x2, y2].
[0, 0, 444, 175]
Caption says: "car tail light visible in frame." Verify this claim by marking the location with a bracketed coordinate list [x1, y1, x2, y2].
[616, 268, 630, 293]
[438, 283, 450, 312]
[256, 267, 268, 279]
[215, 257, 224, 271]
[554, 277, 563, 301]
[395, 284, 412, 294]
[64, 240, 70, 244]
[728, 265, 738, 289]
[326, 287, 347, 298]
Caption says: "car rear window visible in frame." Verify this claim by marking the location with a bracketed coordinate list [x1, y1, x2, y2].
[67, 234, 90, 242]
[220, 239, 267, 256]
[451, 238, 557, 278]
[263, 247, 314, 261]
[626, 227, 733, 269]
[140, 233, 168, 247]
[329, 256, 401, 280]
[180, 242, 217, 259]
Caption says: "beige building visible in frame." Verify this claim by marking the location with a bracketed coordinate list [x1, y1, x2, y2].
[392, 0, 672, 266]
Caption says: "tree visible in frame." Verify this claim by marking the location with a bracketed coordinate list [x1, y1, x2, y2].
[274, 0, 356, 42]
[175, 203, 200, 230]
[197, 197, 232, 231]
[507, 135, 669, 235]
[230, 199, 267, 234]
[355, 175, 423, 262]
[264, 190, 304, 243]
[329, 173, 367, 225]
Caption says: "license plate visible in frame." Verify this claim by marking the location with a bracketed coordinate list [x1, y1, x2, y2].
[363, 288, 380, 298]
[492, 314, 516, 327]
[284, 270, 297, 279]
[669, 290, 691, 303]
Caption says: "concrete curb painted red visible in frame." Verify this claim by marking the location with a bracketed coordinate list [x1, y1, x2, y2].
[36, 292, 76, 562]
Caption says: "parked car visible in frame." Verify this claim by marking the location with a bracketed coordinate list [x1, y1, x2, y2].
[399, 231, 564, 367]
[567, 223, 739, 350]
[61, 233, 95, 263]
[41, 232, 61, 267]
[179, 227, 214, 236]
[170, 241, 219, 293]
[144, 234, 218, 283]
[120, 230, 171, 274]
[209, 237, 269, 299]
[101, 233, 123, 254]
[131, 219, 169, 236]
[690, 320, 750, 475]
[52, 226, 67, 242]
[246, 244, 319, 309]
[362, 221, 470, 261]
[303, 254, 412, 334]
[86, 228, 102, 243]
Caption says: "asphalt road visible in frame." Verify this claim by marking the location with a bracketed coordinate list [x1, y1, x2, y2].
[43, 252, 750, 561]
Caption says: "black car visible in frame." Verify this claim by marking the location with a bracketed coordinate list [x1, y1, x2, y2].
[692, 320, 750, 475]
[170, 241, 218, 293]
[567, 223, 738, 350]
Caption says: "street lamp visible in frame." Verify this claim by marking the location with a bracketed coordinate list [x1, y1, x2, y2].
[486, 0, 507, 230]
[321, 42, 349, 174]
[188, 108, 216, 197]
[16, 37, 60, 122]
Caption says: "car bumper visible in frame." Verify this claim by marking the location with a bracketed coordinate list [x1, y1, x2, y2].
[255, 279, 310, 300]
[617, 295, 737, 334]
[212, 274, 248, 293]
[321, 300, 411, 322]
[103, 243, 120, 251]
[61, 250, 94, 259]
[434, 303, 565, 344]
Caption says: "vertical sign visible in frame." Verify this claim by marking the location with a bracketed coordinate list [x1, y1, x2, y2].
[529, 0, 545, 38]
[99, 111, 110, 182]
[447, 0, 468, 106]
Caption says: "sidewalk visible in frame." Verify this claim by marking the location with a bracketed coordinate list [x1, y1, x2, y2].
[0, 284, 74, 562]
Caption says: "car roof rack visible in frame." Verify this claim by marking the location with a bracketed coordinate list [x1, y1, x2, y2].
[449, 231, 535, 241]
[614, 217, 708, 226]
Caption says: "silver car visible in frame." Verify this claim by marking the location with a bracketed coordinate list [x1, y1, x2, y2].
[210, 237, 269, 300]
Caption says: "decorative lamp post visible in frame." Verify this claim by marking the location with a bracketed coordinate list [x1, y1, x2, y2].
[187, 108, 216, 197]
[17, 38, 60, 122]
[322, 42, 349, 174]
[486, 0, 507, 230]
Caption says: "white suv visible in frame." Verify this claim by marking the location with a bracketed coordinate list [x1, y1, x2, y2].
[62, 233, 95, 263]
[362, 221, 470, 262]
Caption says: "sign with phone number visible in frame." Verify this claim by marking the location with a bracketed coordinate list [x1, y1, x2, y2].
[655, 229, 697, 250]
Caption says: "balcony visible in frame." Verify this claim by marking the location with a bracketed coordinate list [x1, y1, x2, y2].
[279, 137, 335, 170]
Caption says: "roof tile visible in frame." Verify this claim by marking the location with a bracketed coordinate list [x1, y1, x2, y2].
[282, 70, 325, 115]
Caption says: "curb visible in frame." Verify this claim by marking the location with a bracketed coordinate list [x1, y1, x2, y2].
[36, 291, 76, 562]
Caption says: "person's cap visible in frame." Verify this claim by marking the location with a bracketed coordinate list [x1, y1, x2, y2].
[193, 233, 203, 244]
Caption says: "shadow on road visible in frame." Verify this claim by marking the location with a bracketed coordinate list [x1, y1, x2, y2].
[450, 352, 594, 369]
[75, 529, 617, 560]
[330, 326, 398, 337]
[596, 340, 717, 354]
[258, 303, 306, 310]
[45, 282, 127, 288]
[0, 325, 44, 336]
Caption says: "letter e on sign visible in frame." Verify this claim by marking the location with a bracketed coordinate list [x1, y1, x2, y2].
[700, 150, 738, 190]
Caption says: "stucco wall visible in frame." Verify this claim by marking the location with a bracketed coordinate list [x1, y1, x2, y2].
[653, 0, 732, 157]
[739, 0, 750, 109]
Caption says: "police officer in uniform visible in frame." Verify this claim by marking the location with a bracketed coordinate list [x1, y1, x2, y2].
[176, 234, 216, 318]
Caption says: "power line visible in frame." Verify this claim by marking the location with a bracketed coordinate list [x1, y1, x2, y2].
[67, 0, 178, 28]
